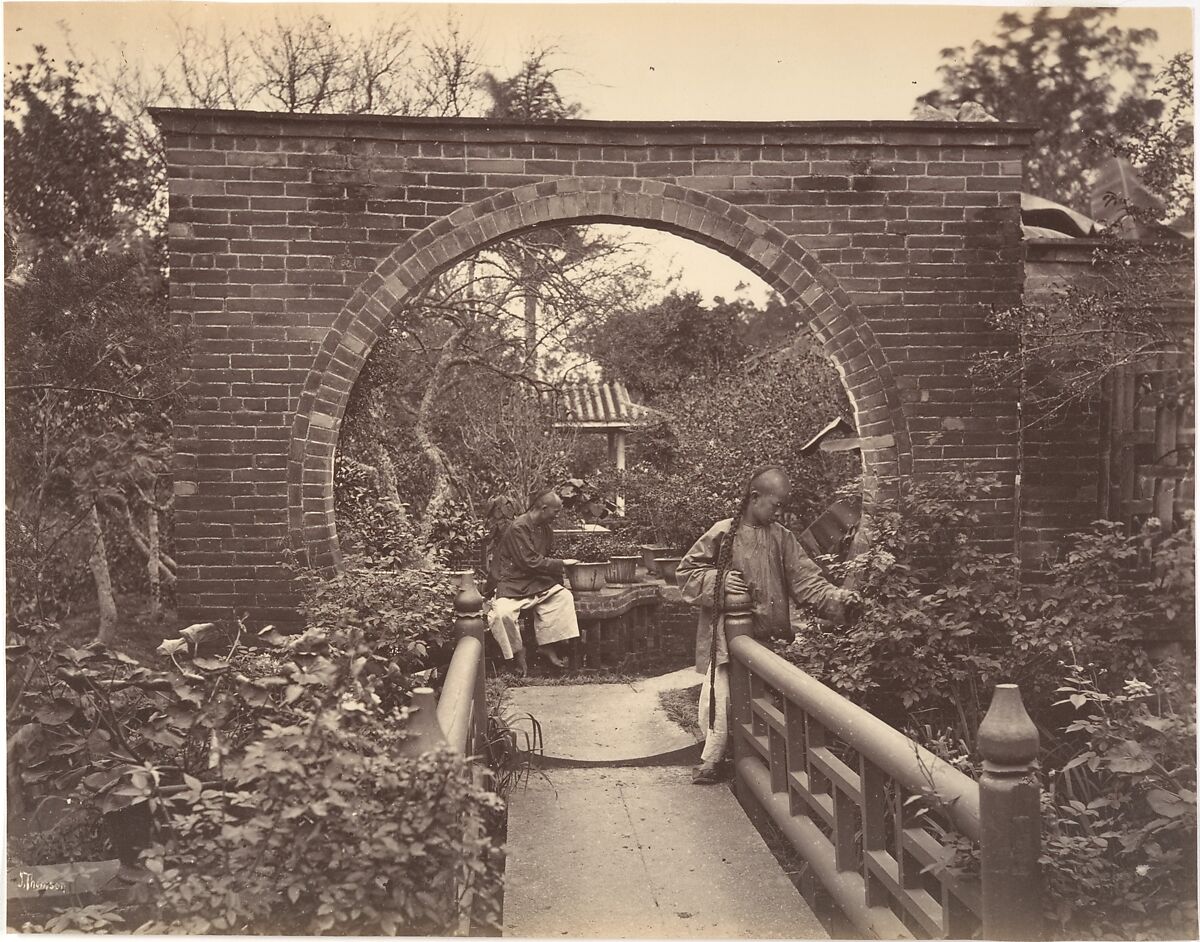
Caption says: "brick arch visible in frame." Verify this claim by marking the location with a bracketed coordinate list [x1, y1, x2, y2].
[289, 177, 909, 569]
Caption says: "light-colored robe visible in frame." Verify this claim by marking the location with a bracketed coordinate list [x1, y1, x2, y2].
[677, 518, 851, 673]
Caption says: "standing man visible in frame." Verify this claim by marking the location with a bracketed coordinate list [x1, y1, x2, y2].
[488, 487, 580, 673]
[677, 466, 861, 784]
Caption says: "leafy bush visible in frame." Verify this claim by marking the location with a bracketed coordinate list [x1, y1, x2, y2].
[553, 532, 611, 562]
[298, 561, 459, 703]
[333, 455, 422, 567]
[1041, 662, 1196, 938]
[8, 564, 494, 935]
[424, 499, 487, 568]
[145, 739, 498, 935]
[780, 479, 1192, 727]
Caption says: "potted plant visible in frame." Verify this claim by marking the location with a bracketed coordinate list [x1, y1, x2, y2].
[607, 541, 641, 584]
[654, 554, 684, 584]
[639, 542, 673, 575]
[557, 533, 610, 593]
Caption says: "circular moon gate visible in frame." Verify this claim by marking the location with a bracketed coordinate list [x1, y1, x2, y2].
[289, 178, 909, 571]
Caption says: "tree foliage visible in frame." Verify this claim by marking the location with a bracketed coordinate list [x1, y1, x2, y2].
[582, 290, 752, 403]
[1095, 52, 1195, 224]
[481, 48, 581, 120]
[5, 47, 158, 257]
[919, 8, 1163, 212]
[336, 226, 652, 559]
[152, 12, 483, 118]
[611, 340, 856, 548]
[5, 51, 182, 633]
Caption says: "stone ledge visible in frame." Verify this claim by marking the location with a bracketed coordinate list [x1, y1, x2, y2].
[151, 108, 1037, 147]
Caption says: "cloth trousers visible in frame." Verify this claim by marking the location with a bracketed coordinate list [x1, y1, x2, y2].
[487, 585, 579, 660]
[698, 662, 731, 764]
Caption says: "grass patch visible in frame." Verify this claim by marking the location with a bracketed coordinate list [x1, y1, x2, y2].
[658, 685, 702, 737]
[498, 668, 644, 686]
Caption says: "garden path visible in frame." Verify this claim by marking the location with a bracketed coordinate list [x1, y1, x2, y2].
[502, 673, 828, 939]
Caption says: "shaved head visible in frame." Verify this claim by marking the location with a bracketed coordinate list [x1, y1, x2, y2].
[745, 466, 790, 526]
[750, 467, 789, 498]
[528, 487, 563, 524]
[531, 488, 561, 510]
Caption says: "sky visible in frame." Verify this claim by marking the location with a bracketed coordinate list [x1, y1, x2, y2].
[4, 1, 1194, 303]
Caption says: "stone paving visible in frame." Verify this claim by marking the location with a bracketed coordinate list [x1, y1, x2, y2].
[502, 673, 828, 939]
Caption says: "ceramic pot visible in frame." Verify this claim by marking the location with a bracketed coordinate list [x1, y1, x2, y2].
[565, 561, 608, 593]
[654, 556, 684, 584]
[607, 555, 640, 584]
[639, 544, 672, 575]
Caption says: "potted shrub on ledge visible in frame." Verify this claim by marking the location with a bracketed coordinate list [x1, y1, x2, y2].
[557, 533, 610, 593]
[653, 554, 684, 584]
[607, 541, 641, 584]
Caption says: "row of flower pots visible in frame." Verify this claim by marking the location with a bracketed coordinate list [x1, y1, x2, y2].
[563, 544, 684, 593]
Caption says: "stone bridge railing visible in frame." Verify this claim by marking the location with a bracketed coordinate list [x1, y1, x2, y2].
[400, 571, 491, 934]
[724, 600, 1042, 940]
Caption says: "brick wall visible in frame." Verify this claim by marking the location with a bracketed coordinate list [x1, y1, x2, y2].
[153, 110, 1033, 623]
[1019, 240, 1103, 569]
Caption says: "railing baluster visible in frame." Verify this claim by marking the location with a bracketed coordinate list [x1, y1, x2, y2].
[749, 672, 766, 738]
[893, 784, 922, 924]
[805, 714, 831, 800]
[769, 711, 787, 794]
[833, 786, 857, 872]
[860, 757, 889, 908]
[784, 699, 807, 818]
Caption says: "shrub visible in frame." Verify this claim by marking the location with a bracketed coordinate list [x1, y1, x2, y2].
[298, 561, 459, 704]
[333, 455, 422, 567]
[780, 479, 1192, 730]
[553, 532, 610, 562]
[1040, 662, 1196, 939]
[424, 499, 487, 568]
[144, 741, 499, 935]
[8, 567, 494, 936]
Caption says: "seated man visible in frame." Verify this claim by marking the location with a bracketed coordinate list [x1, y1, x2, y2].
[487, 488, 580, 673]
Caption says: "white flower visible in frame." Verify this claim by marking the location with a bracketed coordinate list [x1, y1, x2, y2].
[340, 693, 369, 713]
[1123, 679, 1153, 698]
[1136, 864, 1150, 877]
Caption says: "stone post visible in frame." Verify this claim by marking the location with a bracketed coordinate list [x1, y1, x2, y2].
[723, 586, 756, 803]
[452, 570, 487, 754]
[978, 683, 1043, 941]
[397, 687, 447, 757]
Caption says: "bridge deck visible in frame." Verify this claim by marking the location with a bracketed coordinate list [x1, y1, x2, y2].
[502, 676, 827, 939]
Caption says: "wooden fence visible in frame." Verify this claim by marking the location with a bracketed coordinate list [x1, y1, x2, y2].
[1100, 351, 1195, 531]
[724, 600, 1042, 940]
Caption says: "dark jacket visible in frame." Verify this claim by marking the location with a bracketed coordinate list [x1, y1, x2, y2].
[492, 512, 566, 599]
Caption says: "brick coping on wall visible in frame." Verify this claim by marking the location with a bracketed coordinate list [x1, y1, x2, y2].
[152, 107, 1037, 144]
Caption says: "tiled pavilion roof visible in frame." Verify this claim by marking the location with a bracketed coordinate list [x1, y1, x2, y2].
[553, 381, 666, 431]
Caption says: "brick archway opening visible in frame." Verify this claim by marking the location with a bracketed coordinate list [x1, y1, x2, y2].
[290, 177, 908, 570]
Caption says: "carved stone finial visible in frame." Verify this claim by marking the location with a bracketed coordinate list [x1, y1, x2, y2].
[722, 585, 756, 643]
[978, 684, 1039, 772]
[452, 570, 486, 642]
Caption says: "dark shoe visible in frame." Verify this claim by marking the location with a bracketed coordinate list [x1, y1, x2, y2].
[692, 763, 722, 785]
